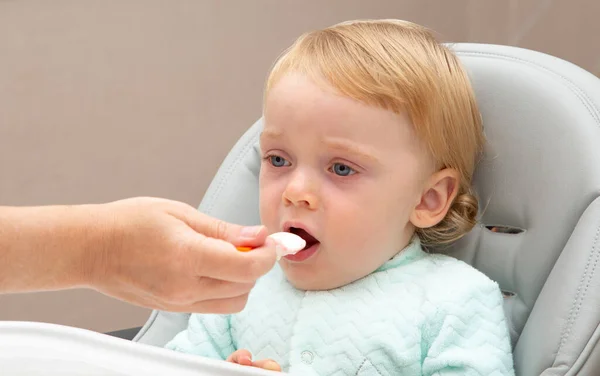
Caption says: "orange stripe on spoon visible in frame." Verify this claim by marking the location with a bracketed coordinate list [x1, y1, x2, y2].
[236, 232, 306, 259]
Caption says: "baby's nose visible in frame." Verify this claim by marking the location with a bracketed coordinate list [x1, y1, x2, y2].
[282, 171, 319, 209]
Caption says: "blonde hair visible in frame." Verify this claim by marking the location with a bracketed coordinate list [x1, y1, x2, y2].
[264, 19, 484, 247]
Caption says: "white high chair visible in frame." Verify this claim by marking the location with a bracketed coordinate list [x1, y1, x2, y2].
[131, 42, 600, 375]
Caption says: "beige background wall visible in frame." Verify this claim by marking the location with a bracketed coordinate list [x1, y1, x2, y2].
[1, 0, 598, 333]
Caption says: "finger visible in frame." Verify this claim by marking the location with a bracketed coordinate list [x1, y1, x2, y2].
[182, 293, 251, 314]
[111, 289, 251, 315]
[165, 278, 254, 305]
[169, 205, 268, 246]
[252, 359, 282, 372]
[195, 278, 255, 301]
[227, 349, 253, 366]
[189, 235, 277, 283]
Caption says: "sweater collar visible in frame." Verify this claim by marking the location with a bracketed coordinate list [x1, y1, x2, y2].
[375, 236, 427, 272]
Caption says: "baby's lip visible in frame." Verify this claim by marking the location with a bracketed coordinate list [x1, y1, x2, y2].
[282, 222, 317, 239]
[281, 222, 320, 250]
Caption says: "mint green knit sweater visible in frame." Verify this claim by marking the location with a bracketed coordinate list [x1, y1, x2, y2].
[166, 238, 514, 375]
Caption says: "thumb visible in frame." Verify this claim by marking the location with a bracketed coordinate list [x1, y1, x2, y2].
[175, 206, 268, 246]
[218, 222, 268, 246]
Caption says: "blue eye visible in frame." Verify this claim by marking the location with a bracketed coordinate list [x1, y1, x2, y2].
[269, 155, 289, 167]
[332, 163, 355, 176]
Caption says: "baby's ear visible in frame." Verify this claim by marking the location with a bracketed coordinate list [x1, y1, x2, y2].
[410, 168, 460, 229]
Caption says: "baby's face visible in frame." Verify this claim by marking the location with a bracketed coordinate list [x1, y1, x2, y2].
[259, 74, 434, 290]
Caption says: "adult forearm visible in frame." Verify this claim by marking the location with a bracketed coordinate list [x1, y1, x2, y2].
[0, 204, 109, 292]
[0, 197, 278, 314]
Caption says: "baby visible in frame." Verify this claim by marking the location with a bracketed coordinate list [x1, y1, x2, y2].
[166, 19, 515, 375]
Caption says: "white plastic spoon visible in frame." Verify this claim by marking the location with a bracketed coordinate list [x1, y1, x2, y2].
[236, 232, 306, 260]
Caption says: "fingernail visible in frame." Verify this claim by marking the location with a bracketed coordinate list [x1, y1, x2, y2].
[241, 225, 263, 238]
[264, 361, 279, 371]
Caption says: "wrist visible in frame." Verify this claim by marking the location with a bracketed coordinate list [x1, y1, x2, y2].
[31, 204, 115, 290]
[73, 203, 118, 290]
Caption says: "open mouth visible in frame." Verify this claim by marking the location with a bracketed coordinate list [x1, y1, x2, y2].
[281, 226, 320, 262]
[287, 227, 319, 251]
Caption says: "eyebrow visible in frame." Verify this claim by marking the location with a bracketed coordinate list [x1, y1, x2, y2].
[260, 131, 380, 164]
[259, 129, 283, 141]
[323, 138, 380, 164]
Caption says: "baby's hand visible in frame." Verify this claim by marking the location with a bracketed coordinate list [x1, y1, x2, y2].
[227, 349, 281, 372]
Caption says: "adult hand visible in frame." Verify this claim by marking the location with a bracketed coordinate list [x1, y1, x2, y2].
[88, 197, 277, 313]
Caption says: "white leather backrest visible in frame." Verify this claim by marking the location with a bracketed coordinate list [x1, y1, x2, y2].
[135, 43, 600, 376]
[439, 43, 600, 375]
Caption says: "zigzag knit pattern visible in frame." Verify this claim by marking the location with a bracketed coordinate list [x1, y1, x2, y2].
[166, 239, 515, 376]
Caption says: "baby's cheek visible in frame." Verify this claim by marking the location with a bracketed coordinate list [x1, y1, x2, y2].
[340, 218, 393, 264]
[332, 222, 382, 264]
[259, 186, 280, 224]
